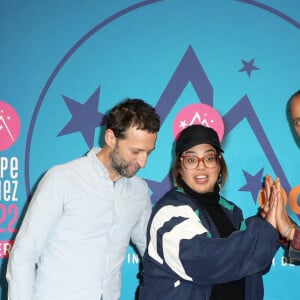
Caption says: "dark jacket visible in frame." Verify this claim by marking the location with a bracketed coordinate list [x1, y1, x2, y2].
[139, 189, 280, 300]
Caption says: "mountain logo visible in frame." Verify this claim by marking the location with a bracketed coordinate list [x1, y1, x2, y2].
[173, 103, 224, 142]
[0, 101, 21, 151]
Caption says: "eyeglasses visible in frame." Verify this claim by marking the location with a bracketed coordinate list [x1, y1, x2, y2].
[180, 154, 220, 170]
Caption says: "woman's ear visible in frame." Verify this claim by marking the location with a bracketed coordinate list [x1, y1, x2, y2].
[217, 173, 222, 184]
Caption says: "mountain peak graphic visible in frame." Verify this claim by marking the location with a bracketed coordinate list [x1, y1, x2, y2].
[0, 115, 15, 142]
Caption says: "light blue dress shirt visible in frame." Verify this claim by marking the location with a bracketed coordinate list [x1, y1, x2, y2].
[6, 148, 152, 300]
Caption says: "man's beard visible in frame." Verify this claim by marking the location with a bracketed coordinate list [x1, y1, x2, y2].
[110, 145, 139, 178]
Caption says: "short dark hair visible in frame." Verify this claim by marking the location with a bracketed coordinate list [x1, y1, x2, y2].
[106, 98, 160, 139]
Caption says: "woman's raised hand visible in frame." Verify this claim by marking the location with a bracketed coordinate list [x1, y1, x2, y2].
[263, 175, 295, 240]
[264, 181, 278, 229]
[261, 175, 274, 219]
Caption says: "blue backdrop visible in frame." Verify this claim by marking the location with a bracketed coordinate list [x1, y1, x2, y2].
[1, 1, 300, 299]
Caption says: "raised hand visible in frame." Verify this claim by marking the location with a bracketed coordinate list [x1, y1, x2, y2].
[264, 184, 278, 229]
[274, 178, 296, 240]
[261, 175, 274, 219]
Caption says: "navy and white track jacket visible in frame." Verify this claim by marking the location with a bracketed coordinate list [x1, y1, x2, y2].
[139, 189, 280, 300]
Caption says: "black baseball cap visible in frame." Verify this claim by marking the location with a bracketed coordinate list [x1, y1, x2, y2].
[175, 124, 224, 156]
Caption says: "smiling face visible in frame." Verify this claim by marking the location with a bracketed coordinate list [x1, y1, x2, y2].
[179, 143, 221, 193]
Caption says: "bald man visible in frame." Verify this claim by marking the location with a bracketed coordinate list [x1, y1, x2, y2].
[287, 90, 300, 261]
[289, 90, 300, 138]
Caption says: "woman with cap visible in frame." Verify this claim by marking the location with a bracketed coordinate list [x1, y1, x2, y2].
[138, 124, 288, 300]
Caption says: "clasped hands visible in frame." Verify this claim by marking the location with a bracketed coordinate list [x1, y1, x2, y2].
[261, 175, 296, 241]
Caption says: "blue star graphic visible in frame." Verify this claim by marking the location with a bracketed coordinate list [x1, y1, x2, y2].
[239, 58, 259, 77]
[146, 172, 173, 204]
[239, 168, 264, 203]
[57, 87, 105, 148]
